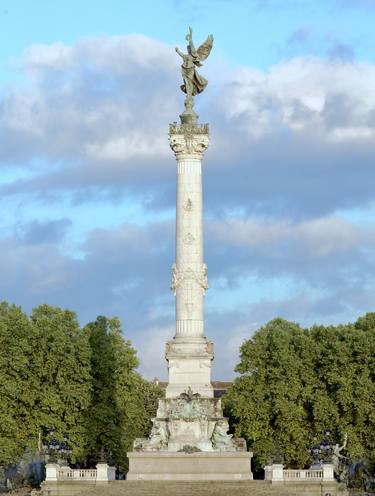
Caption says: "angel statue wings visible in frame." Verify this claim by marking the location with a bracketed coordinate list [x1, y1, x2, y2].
[175, 27, 214, 101]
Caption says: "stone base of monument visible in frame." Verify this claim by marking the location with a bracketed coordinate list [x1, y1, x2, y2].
[127, 451, 253, 481]
[128, 388, 253, 481]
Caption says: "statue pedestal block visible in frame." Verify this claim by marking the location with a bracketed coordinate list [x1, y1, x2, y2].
[127, 451, 253, 481]
[165, 338, 214, 398]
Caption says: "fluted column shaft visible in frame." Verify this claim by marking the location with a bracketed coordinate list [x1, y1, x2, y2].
[170, 124, 209, 339]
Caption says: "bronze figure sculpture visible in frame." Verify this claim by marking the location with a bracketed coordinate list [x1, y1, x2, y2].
[175, 27, 213, 123]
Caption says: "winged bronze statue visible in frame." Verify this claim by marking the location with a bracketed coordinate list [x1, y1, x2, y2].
[175, 27, 214, 104]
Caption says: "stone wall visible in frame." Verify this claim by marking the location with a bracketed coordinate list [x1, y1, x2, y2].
[41, 480, 349, 496]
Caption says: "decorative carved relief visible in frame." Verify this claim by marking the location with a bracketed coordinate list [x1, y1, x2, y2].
[171, 264, 183, 295]
[169, 124, 209, 156]
[170, 388, 212, 421]
[185, 302, 194, 317]
[171, 264, 209, 295]
[170, 122, 209, 135]
[183, 198, 193, 211]
[134, 394, 244, 453]
[183, 232, 195, 245]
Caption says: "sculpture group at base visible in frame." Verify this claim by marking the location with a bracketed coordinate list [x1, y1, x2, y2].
[133, 388, 243, 453]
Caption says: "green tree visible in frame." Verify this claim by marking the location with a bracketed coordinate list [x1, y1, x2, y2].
[30, 304, 92, 461]
[84, 316, 162, 471]
[224, 318, 314, 469]
[0, 302, 37, 466]
[129, 377, 163, 438]
[311, 316, 375, 463]
[225, 314, 375, 471]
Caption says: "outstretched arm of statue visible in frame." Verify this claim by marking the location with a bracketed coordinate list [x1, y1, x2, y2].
[175, 47, 184, 58]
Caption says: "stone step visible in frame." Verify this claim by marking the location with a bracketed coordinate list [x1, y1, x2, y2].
[42, 480, 348, 496]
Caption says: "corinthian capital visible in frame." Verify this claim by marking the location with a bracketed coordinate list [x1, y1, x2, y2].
[169, 122, 210, 157]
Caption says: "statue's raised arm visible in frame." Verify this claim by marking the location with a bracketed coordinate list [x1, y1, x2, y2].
[175, 27, 214, 123]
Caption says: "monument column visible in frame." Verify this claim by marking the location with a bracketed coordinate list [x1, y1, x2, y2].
[171, 123, 209, 338]
[127, 29, 252, 481]
[166, 121, 213, 399]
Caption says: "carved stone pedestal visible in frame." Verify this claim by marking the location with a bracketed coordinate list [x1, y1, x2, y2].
[165, 337, 213, 398]
[127, 389, 253, 480]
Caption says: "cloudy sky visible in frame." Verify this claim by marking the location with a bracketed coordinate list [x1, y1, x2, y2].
[1, 0, 375, 379]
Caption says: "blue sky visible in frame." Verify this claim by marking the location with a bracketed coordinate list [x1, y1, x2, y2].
[1, 0, 375, 378]
[2, 0, 375, 80]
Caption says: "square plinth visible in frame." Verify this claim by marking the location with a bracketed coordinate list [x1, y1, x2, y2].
[127, 451, 253, 481]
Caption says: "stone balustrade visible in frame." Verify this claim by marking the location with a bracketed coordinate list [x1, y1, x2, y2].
[45, 463, 115, 482]
[57, 468, 97, 480]
[283, 469, 323, 480]
[265, 463, 335, 483]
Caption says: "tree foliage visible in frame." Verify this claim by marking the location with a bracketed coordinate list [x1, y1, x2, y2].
[0, 302, 162, 474]
[0, 302, 36, 465]
[224, 315, 375, 471]
[83, 316, 162, 471]
[30, 304, 92, 461]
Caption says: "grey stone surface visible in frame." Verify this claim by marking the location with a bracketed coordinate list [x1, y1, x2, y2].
[127, 451, 253, 481]
[41, 479, 349, 496]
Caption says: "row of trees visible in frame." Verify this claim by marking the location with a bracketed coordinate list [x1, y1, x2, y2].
[2, 299, 374, 478]
[0, 302, 161, 473]
[224, 314, 375, 473]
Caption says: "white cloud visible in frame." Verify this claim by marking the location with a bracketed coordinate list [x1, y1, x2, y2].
[219, 57, 375, 141]
[85, 135, 168, 162]
[23, 42, 74, 72]
[209, 216, 364, 257]
[22, 35, 173, 75]
[1, 35, 180, 172]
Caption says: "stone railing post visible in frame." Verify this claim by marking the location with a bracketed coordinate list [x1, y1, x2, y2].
[322, 463, 335, 481]
[45, 463, 59, 481]
[108, 466, 116, 481]
[264, 463, 284, 482]
[96, 463, 115, 482]
[96, 463, 108, 481]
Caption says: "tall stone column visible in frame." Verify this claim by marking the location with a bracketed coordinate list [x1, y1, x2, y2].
[165, 122, 214, 399]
